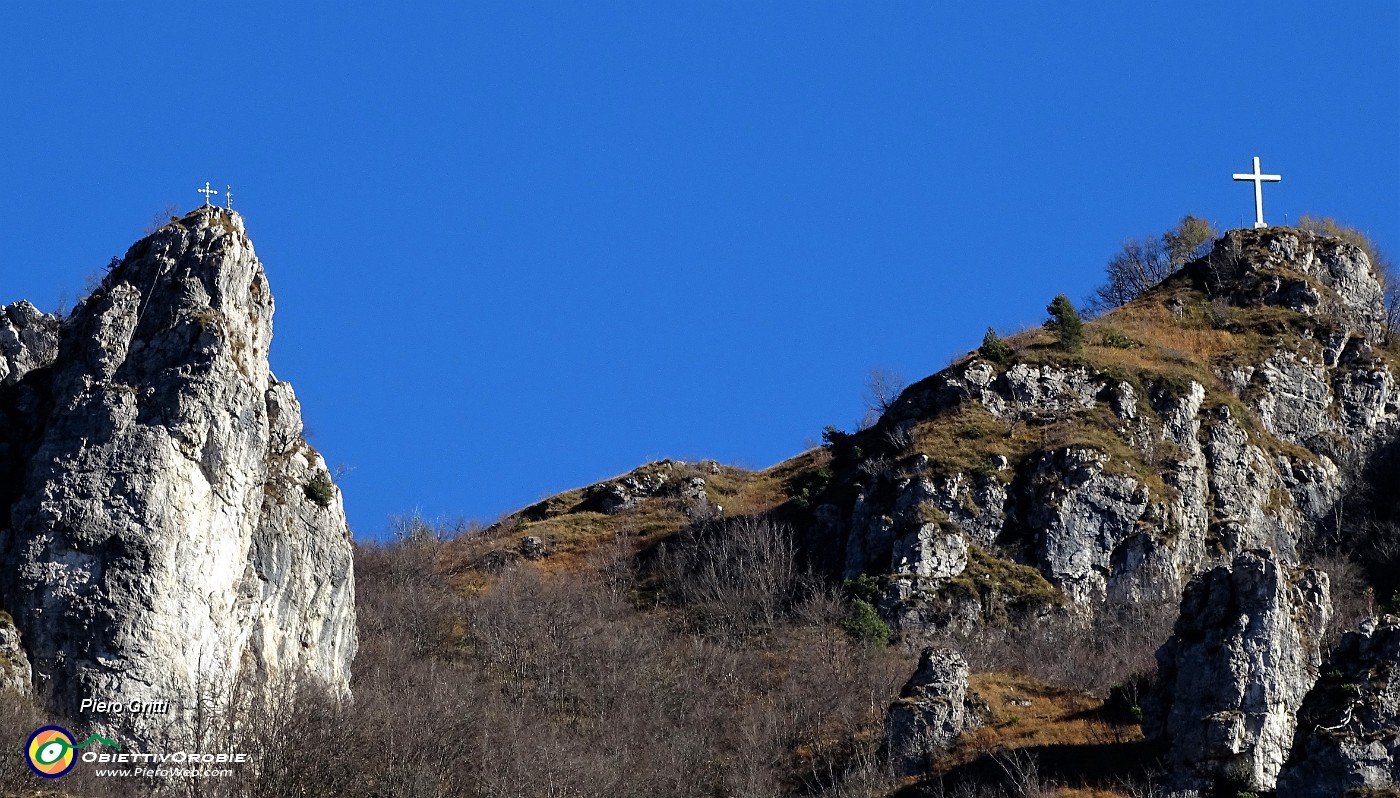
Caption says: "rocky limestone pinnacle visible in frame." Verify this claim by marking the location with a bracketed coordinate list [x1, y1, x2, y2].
[0, 206, 356, 748]
[885, 647, 974, 776]
[1147, 549, 1331, 793]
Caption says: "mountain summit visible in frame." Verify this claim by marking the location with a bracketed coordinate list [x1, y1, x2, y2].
[473, 224, 1400, 794]
[829, 225, 1394, 625]
[0, 206, 356, 748]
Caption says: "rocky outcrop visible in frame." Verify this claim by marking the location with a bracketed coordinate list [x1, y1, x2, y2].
[1197, 228, 1387, 344]
[886, 647, 974, 776]
[0, 207, 356, 747]
[1147, 549, 1331, 793]
[833, 358, 1339, 632]
[1276, 617, 1400, 796]
[819, 227, 1393, 637]
[0, 611, 31, 695]
[582, 460, 710, 514]
[1024, 447, 1151, 606]
[0, 300, 60, 386]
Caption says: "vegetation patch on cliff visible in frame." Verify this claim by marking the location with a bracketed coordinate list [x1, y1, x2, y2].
[943, 544, 1066, 618]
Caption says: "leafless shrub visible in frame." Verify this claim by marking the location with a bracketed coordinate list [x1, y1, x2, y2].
[0, 690, 48, 793]
[883, 422, 915, 451]
[936, 602, 1176, 696]
[1309, 552, 1371, 650]
[588, 527, 643, 596]
[1086, 217, 1217, 316]
[357, 523, 468, 658]
[990, 747, 1053, 797]
[657, 516, 802, 637]
[1198, 235, 1245, 299]
[864, 368, 907, 416]
[857, 455, 893, 480]
[145, 203, 182, 235]
[1204, 296, 1232, 328]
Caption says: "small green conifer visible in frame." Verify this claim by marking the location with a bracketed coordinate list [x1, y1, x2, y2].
[978, 327, 1012, 364]
[1045, 294, 1084, 352]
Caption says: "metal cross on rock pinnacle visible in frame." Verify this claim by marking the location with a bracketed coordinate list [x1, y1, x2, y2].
[1232, 156, 1282, 229]
[225, 185, 233, 211]
[198, 181, 219, 208]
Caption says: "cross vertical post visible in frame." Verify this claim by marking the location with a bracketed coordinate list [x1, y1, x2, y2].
[226, 186, 233, 211]
[198, 182, 219, 208]
[1232, 156, 1282, 229]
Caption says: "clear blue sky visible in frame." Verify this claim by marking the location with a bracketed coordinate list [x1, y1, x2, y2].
[2, 4, 1396, 538]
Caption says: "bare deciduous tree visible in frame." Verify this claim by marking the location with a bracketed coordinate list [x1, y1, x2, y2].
[865, 368, 906, 415]
[861, 368, 907, 429]
[1087, 216, 1218, 316]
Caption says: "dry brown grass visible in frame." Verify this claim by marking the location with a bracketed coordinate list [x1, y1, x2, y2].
[1094, 293, 1235, 363]
[942, 673, 1142, 772]
[918, 672, 1155, 796]
[438, 454, 828, 591]
[728, 448, 829, 517]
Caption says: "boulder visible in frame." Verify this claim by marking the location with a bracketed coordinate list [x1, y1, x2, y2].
[886, 647, 974, 776]
[519, 535, 548, 560]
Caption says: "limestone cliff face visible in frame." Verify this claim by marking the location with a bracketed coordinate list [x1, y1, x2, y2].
[0, 207, 356, 745]
[1146, 550, 1331, 793]
[817, 227, 1395, 632]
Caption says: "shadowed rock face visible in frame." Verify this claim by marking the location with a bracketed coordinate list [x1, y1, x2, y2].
[0, 207, 355, 747]
[1277, 617, 1400, 797]
[1146, 549, 1331, 793]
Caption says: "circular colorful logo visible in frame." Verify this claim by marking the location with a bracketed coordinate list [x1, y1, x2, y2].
[26, 726, 76, 778]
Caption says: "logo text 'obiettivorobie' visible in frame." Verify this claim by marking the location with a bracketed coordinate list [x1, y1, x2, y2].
[25, 726, 119, 778]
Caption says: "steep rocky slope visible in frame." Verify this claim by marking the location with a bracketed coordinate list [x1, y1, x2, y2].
[456, 226, 1400, 793]
[497, 227, 1396, 638]
[818, 227, 1394, 633]
[0, 207, 356, 747]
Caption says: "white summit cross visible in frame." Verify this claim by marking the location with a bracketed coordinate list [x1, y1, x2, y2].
[1232, 156, 1282, 229]
[198, 181, 219, 207]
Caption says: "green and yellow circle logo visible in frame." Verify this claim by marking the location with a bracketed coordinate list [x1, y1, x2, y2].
[26, 726, 77, 778]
